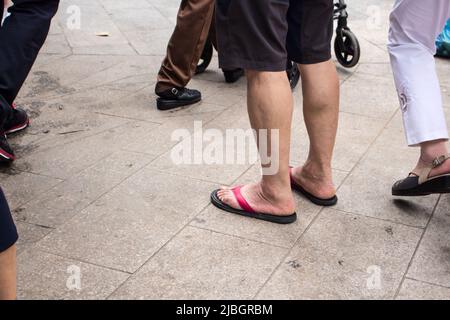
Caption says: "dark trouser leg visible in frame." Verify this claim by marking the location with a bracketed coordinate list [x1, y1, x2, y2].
[155, 0, 215, 93]
[0, 0, 60, 105]
[0, 95, 12, 129]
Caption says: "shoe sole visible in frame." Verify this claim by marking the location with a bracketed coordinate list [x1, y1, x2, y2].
[5, 119, 30, 135]
[156, 97, 201, 111]
[0, 148, 15, 162]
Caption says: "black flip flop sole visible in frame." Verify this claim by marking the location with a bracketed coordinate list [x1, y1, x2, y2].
[291, 182, 338, 206]
[393, 175, 450, 197]
[156, 97, 201, 111]
[210, 190, 297, 225]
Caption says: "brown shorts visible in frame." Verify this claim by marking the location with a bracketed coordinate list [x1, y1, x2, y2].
[216, 0, 334, 71]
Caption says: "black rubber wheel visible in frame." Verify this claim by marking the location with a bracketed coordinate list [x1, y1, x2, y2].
[287, 61, 300, 90]
[196, 40, 213, 75]
[334, 28, 360, 68]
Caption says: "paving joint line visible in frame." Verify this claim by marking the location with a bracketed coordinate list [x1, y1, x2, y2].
[393, 195, 442, 299]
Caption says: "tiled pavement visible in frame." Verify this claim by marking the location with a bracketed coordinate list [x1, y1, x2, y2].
[2, 0, 449, 299]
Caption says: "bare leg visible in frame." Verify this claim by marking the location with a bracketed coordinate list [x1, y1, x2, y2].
[291, 60, 339, 199]
[217, 71, 295, 215]
[0, 245, 17, 300]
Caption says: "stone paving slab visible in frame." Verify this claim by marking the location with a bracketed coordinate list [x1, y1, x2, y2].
[17, 250, 129, 300]
[257, 209, 422, 300]
[396, 279, 450, 300]
[14, 151, 156, 228]
[109, 226, 288, 300]
[37, 168, 217, 273]
[407, 195, 450, 288]
[0, 0, 447, 299]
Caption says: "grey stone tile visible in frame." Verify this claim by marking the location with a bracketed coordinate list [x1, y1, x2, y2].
[14, 151, 155, 227]
[339, 71, 398, 120]
[71, 44, 137, 56]
[345, 1, 392, 46]
[437, 59, 450, 89]
[335, 112, 439, 227]
[99, 0, 152, 12]
[110, 226, 288, 300]
[8, 101, 130, 160]
[56, 0, 135, 55]
[110, 8, 172, 32]
[96, 87, 226, 124]
[257, 209, 422, 300]
[191, 79, 247, 107]
[40, 34, 72, 55]
[443, 86, 450, 111]
[32, 53, 70, 68]
[396, 279, 450, 300]
[37, 169, 217, 273]
[15, 222, 53, 255]
[407, 195, 450, 288]
[121, 29, 173, 56]
[17, 250, 128, 300]
[119, 119, 202, 157]
[71, 56, 160, 92]
[19, 55, 127, 100]
[150, 104, 257, 185]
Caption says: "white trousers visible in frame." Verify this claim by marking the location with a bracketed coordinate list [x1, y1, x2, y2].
[388, 0, 450, 146]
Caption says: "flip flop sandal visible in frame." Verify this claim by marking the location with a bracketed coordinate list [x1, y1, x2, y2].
[210, 186, 297, 224]
[392, 154, 450, 196]
[289, 167, 338, 206]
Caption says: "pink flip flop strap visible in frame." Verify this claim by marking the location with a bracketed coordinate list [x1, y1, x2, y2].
[289, 167, 296, 185]
[231, 186, 256, 213]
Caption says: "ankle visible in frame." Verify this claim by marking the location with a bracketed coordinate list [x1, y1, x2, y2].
[259, 180, 291, 201]
[301, 161, 332, 181]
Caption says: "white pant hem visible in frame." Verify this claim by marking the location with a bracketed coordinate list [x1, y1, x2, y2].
[407, 131, 449, 147]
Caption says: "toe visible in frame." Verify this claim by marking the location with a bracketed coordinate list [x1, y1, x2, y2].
[218, 189, 229, 201]
[221, 189, 241, 210]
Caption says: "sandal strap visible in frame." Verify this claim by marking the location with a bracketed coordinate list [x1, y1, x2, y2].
[231, 186, 256, 213]
[418, 154, 450, 185]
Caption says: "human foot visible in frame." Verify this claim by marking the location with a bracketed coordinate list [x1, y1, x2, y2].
[290, 165, 336, 201]
[216, 182, 295, 216]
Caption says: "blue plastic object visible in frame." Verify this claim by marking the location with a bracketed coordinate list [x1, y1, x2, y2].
[436, 18, 450, 58]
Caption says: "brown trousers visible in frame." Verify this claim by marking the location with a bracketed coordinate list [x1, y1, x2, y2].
[155, 0, 216, 94]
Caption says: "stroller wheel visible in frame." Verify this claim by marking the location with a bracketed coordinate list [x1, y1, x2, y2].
[334, 28, 360, 68]
[287, 61, 300, 90]
[196, 39, 213, 75]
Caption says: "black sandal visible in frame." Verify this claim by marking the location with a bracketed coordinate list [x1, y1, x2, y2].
[392, 154, 450, 196]
[289, 167, 338, 206]
[210, 187, 297, 225]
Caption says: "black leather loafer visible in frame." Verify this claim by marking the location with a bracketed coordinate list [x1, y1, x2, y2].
[223, 68, 244, 83]
[156, 87, 201, 111]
